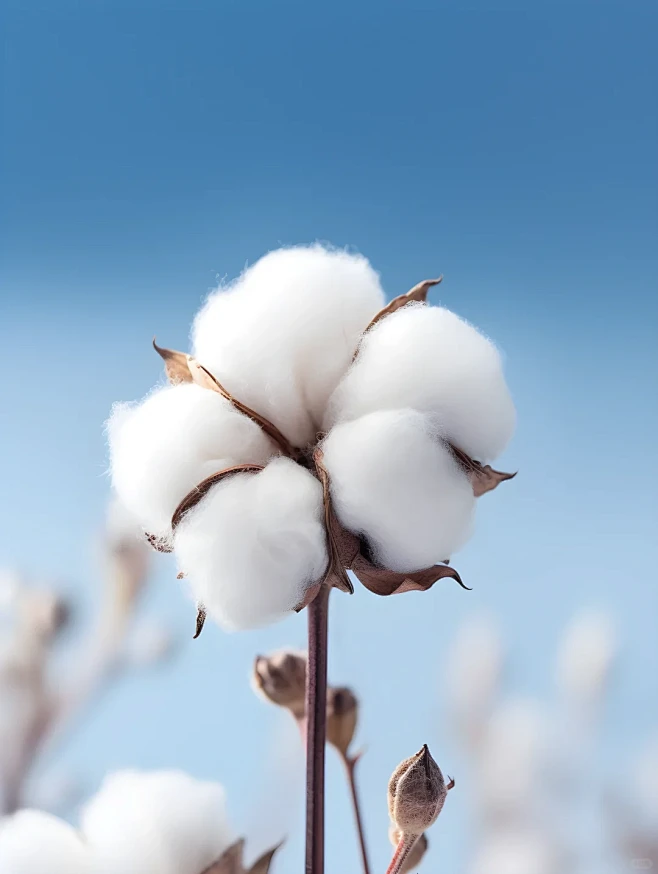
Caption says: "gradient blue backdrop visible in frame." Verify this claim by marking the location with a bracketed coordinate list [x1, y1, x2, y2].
[1, 1, 656, 871]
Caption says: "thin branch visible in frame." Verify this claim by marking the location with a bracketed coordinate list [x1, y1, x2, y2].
[341, 751, 371, 874]
[305, 584, 331, 874]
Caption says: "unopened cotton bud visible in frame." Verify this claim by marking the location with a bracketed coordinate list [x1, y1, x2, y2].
[252, 650, 307, 719]
[389, 826, 429, 873]
[388, 745, 449, 834]
[326, 686, 358, 756]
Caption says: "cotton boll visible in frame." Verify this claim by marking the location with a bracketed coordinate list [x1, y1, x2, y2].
[82, 770, 233, 874]
[555, 611, 616, 716]
[108, 383, 277, 541]
[321, 409, 475, 572]
[174, 458, 328, 630]
[446, 615, 504, 747]
[0, 810, 89, 874]
[193, 245, 386, 448]
[476, 698, 549, 818]
[471, 830, 560, 874]
[326, 303, 515, 461]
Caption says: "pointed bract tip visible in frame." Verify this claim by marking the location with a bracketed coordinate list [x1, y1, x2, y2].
[193, 605, 207, 639]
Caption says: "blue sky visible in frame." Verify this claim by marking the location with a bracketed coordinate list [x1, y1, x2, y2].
[1, 1, 657, 871]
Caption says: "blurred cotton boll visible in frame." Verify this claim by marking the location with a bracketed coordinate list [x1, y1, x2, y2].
[476, 698, 549, 819]
[322, 409, 475, 572]
[555, 611, 617, 717]
[446, 615, 504, 747]
[108, 383, 277, 542]
[470, 829, 560, 874]
[192, 245, 385, 448]
[174, 458, 328, 630]
[326, 303, 515, 461]
[81, 770, 233, 874]
[0, 810, 90, 874]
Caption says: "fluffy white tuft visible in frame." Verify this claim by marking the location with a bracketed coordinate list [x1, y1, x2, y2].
[81, 769, 233, 874]
[326, 303, 515, 461]
[107, 383, 277, 541]
[447, 615, 504, 745]
[192, 245, 385, 448]
[321, 409, 475, 572]
[477, 698, 548, 815]
[471, 830, 558, 874]
[0, 810, 89, 874]
[174, 458, 328, 630]
[555, 611, 617, 711]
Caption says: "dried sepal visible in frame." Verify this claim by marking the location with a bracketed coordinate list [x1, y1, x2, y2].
[248, 841, 284, 874]
[360, 277, 443, 341]
[145, 532, 173, 554]
[351, 553, 468, 596]
[186, 357, 297, 459]
[449, 445, 516, 497]
[193, 604, 207, 639]
[313, 448, 356, 595]
[153, 339, 194, 384]
[200, 839, 245, 874]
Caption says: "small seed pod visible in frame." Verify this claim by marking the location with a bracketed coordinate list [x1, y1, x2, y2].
[388, 745, 448, 834]
[326, 686, 358, 756]
[251, 650, 307, 719]
[389, 827, 429, 873]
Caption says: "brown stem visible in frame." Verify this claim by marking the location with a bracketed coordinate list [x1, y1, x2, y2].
[385, 832, 419, 874]
[305, 583, 330, 874]
[341, 752, 372, 874]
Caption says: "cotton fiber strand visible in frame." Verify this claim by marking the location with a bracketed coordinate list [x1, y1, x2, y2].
[174, 458, 328, 630]
[321, 409, 475, 572]
[107, 383, 277, 541]
[193, 245, 386, 448]
[81, 770, 233, 874]
[0, 810, 90, 874]
[326, 303, 515, 461]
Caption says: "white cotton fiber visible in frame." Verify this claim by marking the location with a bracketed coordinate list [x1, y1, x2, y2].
[192, 245, 386, 448]
[107, 383, 277, 541]
[81, 769, 233, 874]
[321, 409, 475, 572]
[0, 810, 89, 874]
[471, 830, 558, 874]
[326, 303, 515, 461]
[174, 457, 328, 630]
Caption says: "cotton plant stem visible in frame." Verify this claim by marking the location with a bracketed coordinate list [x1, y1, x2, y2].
[341, 752, 372, 874]
[385, 833, 419, 874]
[305, 583, 331, 874]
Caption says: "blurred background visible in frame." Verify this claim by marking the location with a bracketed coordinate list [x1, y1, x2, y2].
[1, 2, 656, 872]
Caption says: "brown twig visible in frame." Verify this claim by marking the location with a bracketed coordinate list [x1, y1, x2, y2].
[341, 751, 372, 874]
[305, 583, 331, 874]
